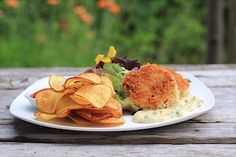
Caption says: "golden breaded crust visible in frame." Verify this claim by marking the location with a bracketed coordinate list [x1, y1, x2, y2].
[164, 68, 189, 93]
[122, 64, 180, 109]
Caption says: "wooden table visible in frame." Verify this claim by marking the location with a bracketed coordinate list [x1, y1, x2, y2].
[0, 65, 235, 157]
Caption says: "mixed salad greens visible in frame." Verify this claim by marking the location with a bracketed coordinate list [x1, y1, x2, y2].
[94, 46, 141, 112]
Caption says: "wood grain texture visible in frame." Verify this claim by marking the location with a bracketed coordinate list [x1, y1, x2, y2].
[0, 142, 235, 157]
[0, 65, 235, 155]
[0, 122, 235, 144]
[0, 65, 235, 90]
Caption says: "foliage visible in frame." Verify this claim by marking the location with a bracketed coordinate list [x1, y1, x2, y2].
[0, 0, 207, 67]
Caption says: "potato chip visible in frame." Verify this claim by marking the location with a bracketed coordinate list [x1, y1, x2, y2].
[35, 112, 60, 120]
[105, 98, 119, 110]
[76, 108, 112, 114]
[74, 98, 122, 120]
[35, 89, 64, 114]
[76, 73, 102, 84]
[104, 98, 122, 118]
[75, 110, 112, 122]
[101, 75, 115, 95]
[64, 77, 85, 89]
[96, 117, 124, 125]
[56, 95, 85, 117]
[68, 113, 99, 127]
[74, 84, 112, 108]
[70, 94, 90, 105]
[69, 113, 124, 127]
[34, 71, 124, 127]
[49, 75, 66, 92]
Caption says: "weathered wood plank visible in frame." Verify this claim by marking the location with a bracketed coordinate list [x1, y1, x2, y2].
[0, 65, 235, 75]
[0, 68, 87, 90]
[1, 74, 234, 89]
[0, 66, 235, 145]
[0, 87, 235, 143]
[0, 121, 235, 144]
[0, 65, 236, 90]
[0, 142, 235, 157]
[0, 87, 235, 124]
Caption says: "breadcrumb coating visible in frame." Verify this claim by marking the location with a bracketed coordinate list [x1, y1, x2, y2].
[122, 64, 189, 109]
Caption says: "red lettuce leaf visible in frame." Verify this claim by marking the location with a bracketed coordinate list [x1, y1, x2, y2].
[112, 56, 141, 70]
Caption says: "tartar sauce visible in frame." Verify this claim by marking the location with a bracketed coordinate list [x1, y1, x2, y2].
[133, 92, 203, 123]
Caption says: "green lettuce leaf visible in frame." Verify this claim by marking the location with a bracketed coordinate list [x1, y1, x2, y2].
[103, 63, 127, 91]
[102, 63, 140, 112]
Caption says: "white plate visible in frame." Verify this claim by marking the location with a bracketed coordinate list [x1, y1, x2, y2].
[10, 72, 214, 132]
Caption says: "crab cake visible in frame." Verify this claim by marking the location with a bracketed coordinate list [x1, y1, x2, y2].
[164, 68, 189, 94]
[122, 64, 180, 109]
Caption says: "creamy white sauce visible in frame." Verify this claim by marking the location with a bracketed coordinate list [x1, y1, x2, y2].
[133, 92, 203, 123]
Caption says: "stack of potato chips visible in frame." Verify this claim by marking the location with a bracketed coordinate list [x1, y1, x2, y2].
[34, 72, 124, 127]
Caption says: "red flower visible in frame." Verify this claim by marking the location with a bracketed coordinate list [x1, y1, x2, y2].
[74, 6, 86, 16]
[97, 0, 121, 14]
[74, 6, 93, 25]
[47, 0, 60, 6]
[81, 14, 93, 24]
[98, 0, 113, 9]
[108, 3, 121, 14]
[4, 0, 19, 8]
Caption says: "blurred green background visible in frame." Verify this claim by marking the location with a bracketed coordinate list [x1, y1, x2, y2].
[0, 0, 231, 67]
